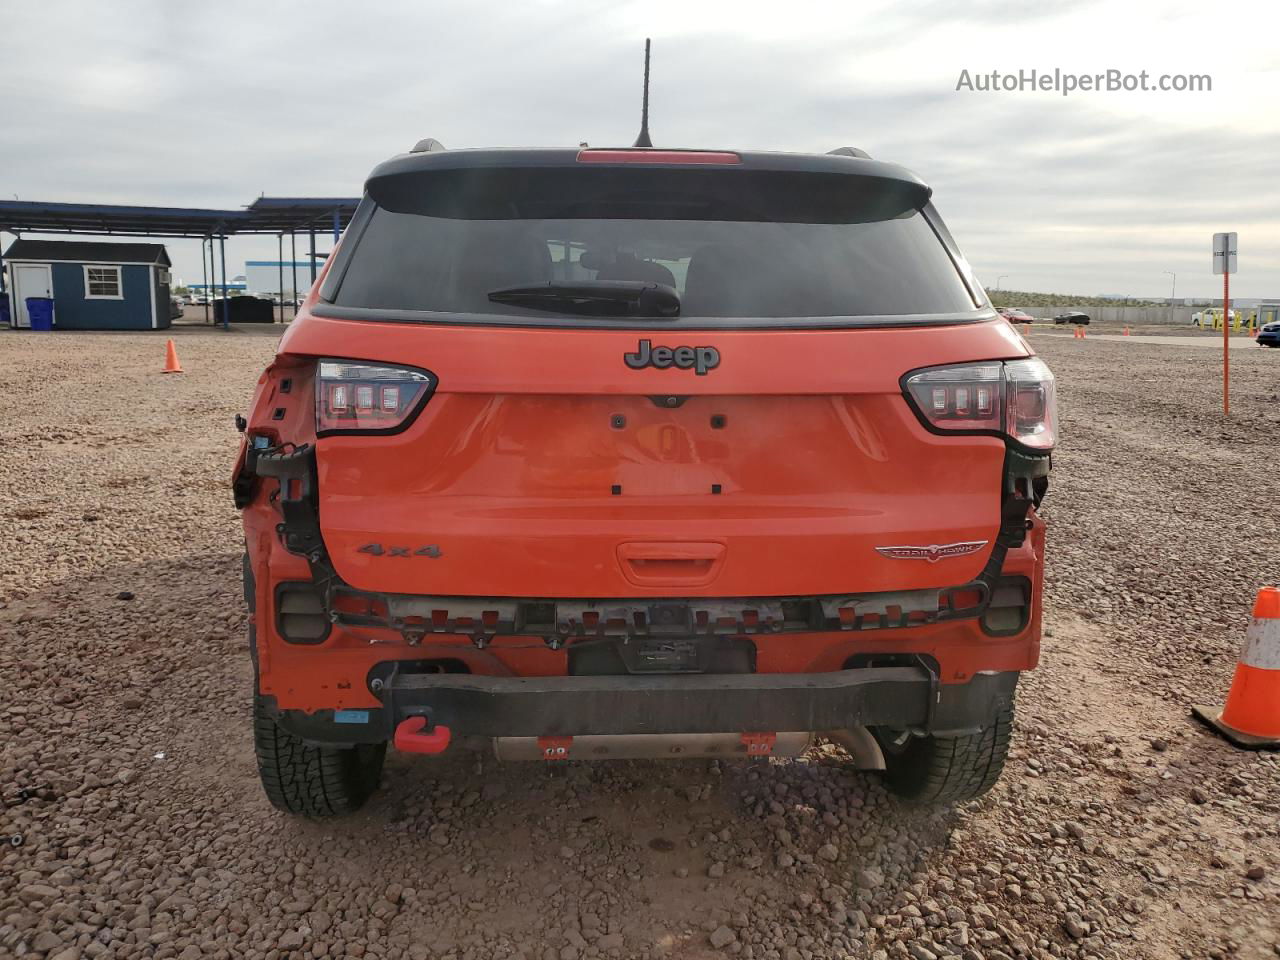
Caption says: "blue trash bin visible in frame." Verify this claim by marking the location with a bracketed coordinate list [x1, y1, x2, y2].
[25, 296, 54, 331]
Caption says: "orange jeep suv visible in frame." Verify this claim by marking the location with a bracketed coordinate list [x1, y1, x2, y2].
[234, 142, 1055, 817]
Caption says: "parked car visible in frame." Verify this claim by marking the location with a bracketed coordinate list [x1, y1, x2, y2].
[169, 296, 184, 320]
[999, 307, 1034, 323]
[1252, 302, 1279, 343]
[1192, 308, 1235, 328]
[1054, 311, 1090, 325]
[234, 140, 1057, 817]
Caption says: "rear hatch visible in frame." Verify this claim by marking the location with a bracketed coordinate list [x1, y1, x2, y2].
[285, 150, 1028, 598]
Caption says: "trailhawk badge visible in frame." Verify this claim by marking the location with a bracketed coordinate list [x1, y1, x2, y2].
[625, 339, 720, 375]
[875, 540, 989, 563]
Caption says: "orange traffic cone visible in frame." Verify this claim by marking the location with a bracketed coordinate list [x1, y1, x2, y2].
[162, 338, 183, 374]
[1193, 587, 1280, 748]
[1072, 326, 1081, 339]
[1123, 327, 1131, 336]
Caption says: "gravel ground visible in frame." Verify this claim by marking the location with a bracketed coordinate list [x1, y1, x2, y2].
[2, 326, 1278, 960]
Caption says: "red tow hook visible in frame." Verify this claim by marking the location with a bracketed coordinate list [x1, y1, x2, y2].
[741, 732, 777, 757]
[393, 716, 452, 755]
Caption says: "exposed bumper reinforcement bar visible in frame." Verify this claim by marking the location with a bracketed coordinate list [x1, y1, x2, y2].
[380, 666, 932, 737]
[269, 668, 1018, 748]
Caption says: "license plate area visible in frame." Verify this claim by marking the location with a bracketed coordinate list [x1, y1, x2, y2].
[568, 633, 757, 676]
[633, 637, 701, 672]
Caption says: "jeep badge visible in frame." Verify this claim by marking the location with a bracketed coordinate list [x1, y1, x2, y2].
[624, 339, 720, 376]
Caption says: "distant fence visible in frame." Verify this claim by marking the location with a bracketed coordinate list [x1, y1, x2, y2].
[1027, 304, 1198, 325]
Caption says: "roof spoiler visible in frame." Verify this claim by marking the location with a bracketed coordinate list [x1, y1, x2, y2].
[828, 146, 872, 159]
[410, 138, 447, 154]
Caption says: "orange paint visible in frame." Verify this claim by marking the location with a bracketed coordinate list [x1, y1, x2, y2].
[241, 263, 1047, 715]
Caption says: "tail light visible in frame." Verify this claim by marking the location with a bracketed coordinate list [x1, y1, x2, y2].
[315, 360, 436, 435]
[903, 357, 1056, 451]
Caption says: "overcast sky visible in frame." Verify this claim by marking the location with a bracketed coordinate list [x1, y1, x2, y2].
[3, 0, 1278, 299]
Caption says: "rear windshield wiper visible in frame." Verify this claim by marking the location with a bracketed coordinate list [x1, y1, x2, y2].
[487, 280, 680, 318]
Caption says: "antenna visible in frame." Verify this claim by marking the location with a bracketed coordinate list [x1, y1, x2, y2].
[633, 39, 653, 148]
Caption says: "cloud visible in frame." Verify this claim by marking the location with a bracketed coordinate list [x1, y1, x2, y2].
[1, 0, 1277, 297]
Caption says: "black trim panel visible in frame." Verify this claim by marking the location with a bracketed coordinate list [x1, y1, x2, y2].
[317, 198, 375, 303]
[310, 303, 997, 332]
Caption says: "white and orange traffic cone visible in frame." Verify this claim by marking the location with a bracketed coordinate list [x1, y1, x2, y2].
[1193, 587, 1280, 749]
[1123, 326, 1131, 336]
[162, 338, 183, 374]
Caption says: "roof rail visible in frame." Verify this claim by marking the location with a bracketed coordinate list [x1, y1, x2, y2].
[828, 146, 871, 159]
[410, 138, 447, 154]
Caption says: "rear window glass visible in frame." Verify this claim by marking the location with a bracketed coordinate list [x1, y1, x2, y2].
[330, 168, 978, 321]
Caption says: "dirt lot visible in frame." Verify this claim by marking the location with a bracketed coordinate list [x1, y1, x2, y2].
[2, 327, 1278, 960]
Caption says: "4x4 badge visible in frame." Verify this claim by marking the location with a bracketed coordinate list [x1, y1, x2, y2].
[358, 543, 442, 558]
[625, 339, 720, 376]
[875, 540, 988, 563]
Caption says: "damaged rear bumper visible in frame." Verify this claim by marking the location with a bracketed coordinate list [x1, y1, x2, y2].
[266, 665, 1018, 749]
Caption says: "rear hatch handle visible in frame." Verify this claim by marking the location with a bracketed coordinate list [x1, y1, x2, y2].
[617, 541, 726, 587]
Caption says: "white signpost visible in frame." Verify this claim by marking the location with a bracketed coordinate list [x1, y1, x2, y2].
[1213, 232, 1238, 275]
[1213, 232, 1237, 416]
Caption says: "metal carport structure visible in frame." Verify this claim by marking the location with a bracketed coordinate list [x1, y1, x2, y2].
[0, 197, 359, 328]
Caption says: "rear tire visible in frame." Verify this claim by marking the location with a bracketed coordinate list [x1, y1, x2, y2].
[253, 694, 386, 817]
[876, 704, 1013, 805]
